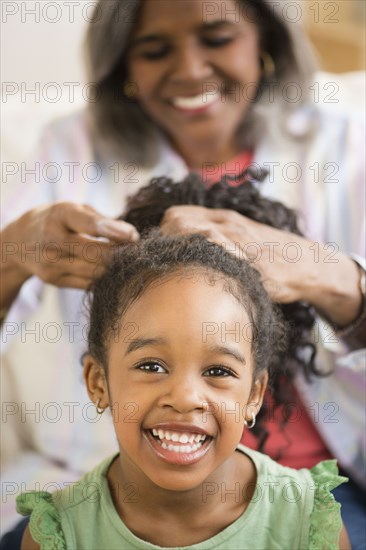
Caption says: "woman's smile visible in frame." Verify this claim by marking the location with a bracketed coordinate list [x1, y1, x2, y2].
[170, 91, 221, 114]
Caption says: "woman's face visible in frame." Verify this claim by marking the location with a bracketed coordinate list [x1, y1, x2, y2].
[127, 0, 261, 162]
[85, 273, 267, 493]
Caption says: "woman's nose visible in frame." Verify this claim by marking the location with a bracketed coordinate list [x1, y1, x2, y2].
[170, 41, 212, 84]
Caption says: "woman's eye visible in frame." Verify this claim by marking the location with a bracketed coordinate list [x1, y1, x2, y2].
[203, 37, 233, 48]
[137, 362, 167, 373]
[204, 366, 235, 377]
[141, 47, 170, 60]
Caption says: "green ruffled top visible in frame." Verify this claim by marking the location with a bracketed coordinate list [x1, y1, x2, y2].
[16, 446, 347, 550]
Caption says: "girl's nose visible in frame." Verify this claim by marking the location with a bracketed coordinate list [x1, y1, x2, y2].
[170, 41, 212, 84]
[158, 375, 207, 414]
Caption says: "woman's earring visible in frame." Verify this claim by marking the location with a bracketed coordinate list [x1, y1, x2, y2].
[260, 51, 275, 78]
[123, 81, 138, 99]
[244, 411, 256, 429]
[95, 398, 105, 415]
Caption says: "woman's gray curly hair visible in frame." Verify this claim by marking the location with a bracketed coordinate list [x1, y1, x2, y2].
[84, 0, 318, 165]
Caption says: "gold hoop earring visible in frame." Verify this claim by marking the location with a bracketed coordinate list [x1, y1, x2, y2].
[123, 81, 138, 99]
[244, 411, 256, 429]
[95, 398, 105, 415]
[260, 51, 275, 78]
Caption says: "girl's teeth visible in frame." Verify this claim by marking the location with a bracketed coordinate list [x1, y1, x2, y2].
[161, 441, 203, 453]
[150, 429, 207, 449]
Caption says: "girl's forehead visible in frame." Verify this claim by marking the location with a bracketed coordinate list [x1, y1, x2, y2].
[121, 271, 251, 324]
[115, 273, 254, 358]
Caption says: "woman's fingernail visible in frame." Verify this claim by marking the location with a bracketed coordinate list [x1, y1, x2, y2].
[129, 228, 140, 241]
[97, 219, 136, 239]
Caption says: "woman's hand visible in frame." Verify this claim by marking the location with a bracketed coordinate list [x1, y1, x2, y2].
[1, 202, 139, 310]
[160, 205, 362, 328]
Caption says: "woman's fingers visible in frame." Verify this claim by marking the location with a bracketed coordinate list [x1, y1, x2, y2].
[59, 202, 139, 242]
[59, 234, 114, 264]
[29, 233, 128, 285]
[4, 202, 140, 291]
[160, 205, 312, 303]
[53, 274, 93, 290]
[32, 253, 104, 284]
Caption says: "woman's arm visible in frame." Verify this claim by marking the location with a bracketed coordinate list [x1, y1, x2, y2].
[1, 223, 32, 312]
[1, 202, 139, 312]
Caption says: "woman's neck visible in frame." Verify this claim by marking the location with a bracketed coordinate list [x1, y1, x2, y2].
[170, 137, 242, 169]
[108, 449, 257, 547]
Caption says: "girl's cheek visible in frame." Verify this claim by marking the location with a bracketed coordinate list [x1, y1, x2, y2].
[120, 401, 141, 425]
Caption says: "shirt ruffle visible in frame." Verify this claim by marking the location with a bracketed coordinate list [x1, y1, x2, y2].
[16, 491, 66, 550]
[308, 460, 348, 550]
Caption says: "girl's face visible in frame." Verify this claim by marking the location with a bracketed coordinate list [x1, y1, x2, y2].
[127, 0, 261, 161]
[85, 273, 267, 492]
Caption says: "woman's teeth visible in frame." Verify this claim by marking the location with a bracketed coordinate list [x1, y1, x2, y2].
[172, 92, 219, 109]
[150, 428, 207, 453]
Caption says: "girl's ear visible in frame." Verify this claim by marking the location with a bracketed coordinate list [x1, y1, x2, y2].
[244, 370, 268, 420]
[83, 354, 109, 409]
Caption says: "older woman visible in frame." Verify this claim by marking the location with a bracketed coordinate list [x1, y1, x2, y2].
[1, 0, 364, 547]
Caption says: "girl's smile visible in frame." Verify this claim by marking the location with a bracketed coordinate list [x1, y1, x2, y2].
[144, 423, 213, 465]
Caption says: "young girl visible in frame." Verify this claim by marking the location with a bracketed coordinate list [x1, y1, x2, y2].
[18, 231, 349, 549]
[120, 171, 323, 459]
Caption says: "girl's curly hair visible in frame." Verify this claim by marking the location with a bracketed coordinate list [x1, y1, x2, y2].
[118, 170, 320, 451]
[87, 231, 288, 387]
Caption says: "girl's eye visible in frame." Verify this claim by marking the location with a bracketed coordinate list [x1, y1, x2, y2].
[136, 362, 167, 373]
[204, 366, 236, 377]
[202, 37, 233, 48]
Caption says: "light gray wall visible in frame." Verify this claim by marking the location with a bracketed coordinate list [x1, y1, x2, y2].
[1, 1, 87, 85]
